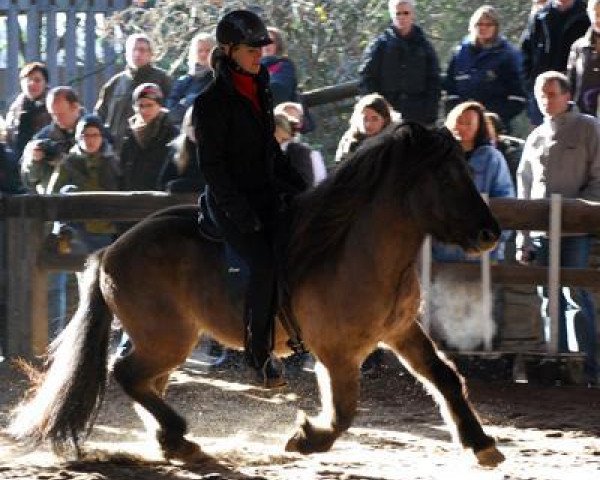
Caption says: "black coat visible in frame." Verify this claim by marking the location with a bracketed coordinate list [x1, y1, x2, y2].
[520, 0, 589, 90]
[120, 113, 178, 191]
[5, 92, 52, 160]
[358, 24, 441, 125]
[0, 144, 25, 194]
[193, 54, 306, 233]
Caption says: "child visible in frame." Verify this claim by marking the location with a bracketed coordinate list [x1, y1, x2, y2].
[120, 83, 178, 191]
[58, 114, 121, 251]
[274, 113, 326, 186]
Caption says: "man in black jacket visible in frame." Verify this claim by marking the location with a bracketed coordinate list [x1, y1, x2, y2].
[358, 0, 441, 126]
[193, 10, 306, 388]
[521, 0, 589, 125]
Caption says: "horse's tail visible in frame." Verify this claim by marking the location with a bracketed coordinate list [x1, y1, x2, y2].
[8, 250, 112, 456]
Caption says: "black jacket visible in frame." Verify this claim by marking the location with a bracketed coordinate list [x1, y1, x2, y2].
[520, 0, 589, 90]
[120, 112, 178, 191]
[5, 92, 52, 160]
[359, 24, 441, 125]
[193, 53, 306, 232]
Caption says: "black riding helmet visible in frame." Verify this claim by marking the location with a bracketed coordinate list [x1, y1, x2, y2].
[216, 9, 272, 47]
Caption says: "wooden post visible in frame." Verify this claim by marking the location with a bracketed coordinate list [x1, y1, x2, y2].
[548, 194, 562, 354]
[481, 194, 493, 351]
[6, 215, 48, 358]
[420, 235, 432, 333]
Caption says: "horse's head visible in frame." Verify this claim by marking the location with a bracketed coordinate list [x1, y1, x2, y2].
[395, 123, 500, 254]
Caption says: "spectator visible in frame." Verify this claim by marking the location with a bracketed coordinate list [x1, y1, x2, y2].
[517, 71, 600, 385]
[433, 101, 514, 263]
[5, 62, 52, 160]
[274, 100, 314, 135]
[0, 137, 24, 195]
[335, 93, 400, 164]
[567, 0, 600, 116]
[20, 86, 85, 340]
[261, 27, 298, 105]
[358, 0, 441, 126]
[166, 32, 215, 126]
[484, 111, 525, 187]
[445, 5, 527, 131]
[120, 83, 178, 191]
[159, 106, 205, 193]
[57, 114, 121, 252]
[21, 86, 84, 193]
[95, 33, 172, 153]
[274, 113, 326, 186]
[521, 0, 589, 125]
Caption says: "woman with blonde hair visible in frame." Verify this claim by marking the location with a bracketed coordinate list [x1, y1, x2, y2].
[260, 26, 299, 105]
[335, 93, 400, 163]
[444, 5, 526, 130]
[166, 32, 215, 125]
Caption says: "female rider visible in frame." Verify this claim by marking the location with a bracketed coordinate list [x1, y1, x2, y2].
[193, 10, 305, 388]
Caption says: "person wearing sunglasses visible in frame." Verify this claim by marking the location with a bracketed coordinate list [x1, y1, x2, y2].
[358, 0, 441, 127]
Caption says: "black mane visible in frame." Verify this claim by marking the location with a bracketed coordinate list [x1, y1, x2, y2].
[287, 121, 461, 285]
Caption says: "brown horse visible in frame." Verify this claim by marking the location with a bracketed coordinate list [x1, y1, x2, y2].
[9, 122, 505, 467]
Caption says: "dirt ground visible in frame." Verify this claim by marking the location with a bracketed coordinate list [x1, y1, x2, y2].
[0, 350, 599, 480]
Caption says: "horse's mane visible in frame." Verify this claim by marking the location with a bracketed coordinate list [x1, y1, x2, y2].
[287, 121, 459, 285]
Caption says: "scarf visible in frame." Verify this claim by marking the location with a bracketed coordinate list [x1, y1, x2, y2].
[232, 70, 261, 112]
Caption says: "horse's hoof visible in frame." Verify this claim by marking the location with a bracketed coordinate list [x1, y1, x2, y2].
[475, 445, 505, 467]
[164, 438, 208, 463]
[285, 431, 308, 454]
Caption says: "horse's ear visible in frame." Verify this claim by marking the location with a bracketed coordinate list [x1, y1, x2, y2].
[437, 126, 455, 141]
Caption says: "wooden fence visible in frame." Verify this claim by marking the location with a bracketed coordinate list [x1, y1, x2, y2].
[2, 193, 600, 359]
[0, 0, 131, 113]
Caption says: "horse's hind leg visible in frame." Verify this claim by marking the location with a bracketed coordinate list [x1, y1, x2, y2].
[389, 321, 504, 467]
[286, 351, 360, 454]
[113, 352, 206, 462]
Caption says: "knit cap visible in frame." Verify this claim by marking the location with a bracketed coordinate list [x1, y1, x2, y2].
[132, 82, 164, 104]
[75, 114, 106, 139]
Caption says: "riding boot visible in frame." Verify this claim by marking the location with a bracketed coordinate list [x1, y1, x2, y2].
[244, 307, 286, 388]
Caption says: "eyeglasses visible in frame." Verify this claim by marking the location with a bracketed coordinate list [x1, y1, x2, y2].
[396, 11, 412, 16]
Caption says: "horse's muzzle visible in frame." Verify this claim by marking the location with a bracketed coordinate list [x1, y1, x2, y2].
[475, 227, 500, 252]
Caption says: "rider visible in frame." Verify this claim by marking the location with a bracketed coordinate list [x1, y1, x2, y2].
[193, 10, 306, 388]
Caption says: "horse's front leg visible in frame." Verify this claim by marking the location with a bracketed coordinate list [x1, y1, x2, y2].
[389, 321, 505, 467]
[285, 350, 360, 454]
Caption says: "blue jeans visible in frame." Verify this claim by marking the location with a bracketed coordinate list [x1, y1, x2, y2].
[533, 236, 598, 379]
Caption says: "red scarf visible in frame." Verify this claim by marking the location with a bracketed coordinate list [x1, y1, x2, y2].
[232, 70, 261, 112]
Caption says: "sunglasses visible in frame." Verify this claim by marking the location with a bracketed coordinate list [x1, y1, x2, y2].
[396, 11, 412, 16]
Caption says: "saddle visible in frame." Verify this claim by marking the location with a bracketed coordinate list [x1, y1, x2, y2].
[197, 194, 307, 355]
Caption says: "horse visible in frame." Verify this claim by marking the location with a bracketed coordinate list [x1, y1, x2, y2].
[8, 122, 505, 467]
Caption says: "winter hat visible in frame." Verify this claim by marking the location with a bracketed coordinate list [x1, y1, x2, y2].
[274, 113, 294, 137]
[132, 82, 164, 104]
[75, 114, 106, 139]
